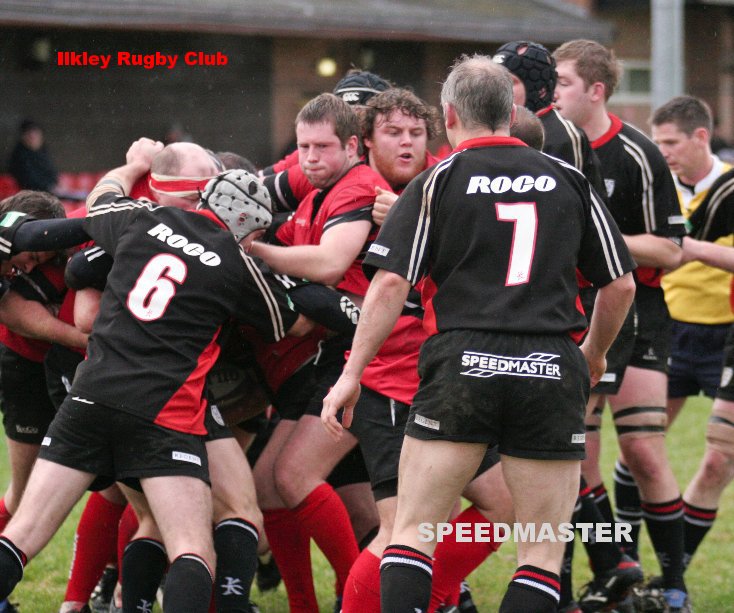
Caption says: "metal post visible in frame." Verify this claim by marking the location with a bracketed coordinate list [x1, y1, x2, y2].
[651, 0, 685, 109]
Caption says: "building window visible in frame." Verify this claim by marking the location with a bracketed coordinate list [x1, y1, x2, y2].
[610, 59, 651, 104]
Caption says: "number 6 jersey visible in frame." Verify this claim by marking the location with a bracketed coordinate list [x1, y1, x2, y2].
[364, 136, 636, 337]
[73, 192, 298, 434]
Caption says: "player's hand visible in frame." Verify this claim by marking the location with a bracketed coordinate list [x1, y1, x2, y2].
[321, 373, 361, 440]
[372, 186, 399, 226]
[125, 137, 164, 172]
[580, 342, 607, 388]
[241, 228, 266, 253]
[0, 211, 36, 260]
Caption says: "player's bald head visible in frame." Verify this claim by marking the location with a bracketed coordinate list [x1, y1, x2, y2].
[152, 142, 221, 178]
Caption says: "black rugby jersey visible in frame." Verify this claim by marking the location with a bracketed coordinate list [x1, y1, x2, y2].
[72, 192, 298, 434]
[364, 136, 634, 336]
[538, 106, 605, 200]
[592, 114, 685, 239]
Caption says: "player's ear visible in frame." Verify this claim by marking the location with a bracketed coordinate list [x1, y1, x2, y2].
[443, 103, 458, 130]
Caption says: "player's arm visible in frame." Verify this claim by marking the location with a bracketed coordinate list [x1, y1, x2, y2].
[679, 236, 734, 272]
[581, 272, 636, 386]
[322, 269, 410, 439]
[623, 233, 683, 270]
[0, 212, 88, 259]
[250, 219, 372, 286]
[0, 290, 88, 349]
[86, 137, 163, 210]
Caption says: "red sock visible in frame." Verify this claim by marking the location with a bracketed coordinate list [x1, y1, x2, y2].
[429, 505, 502, 611]
[64, 492, 127, 602]
[342, 548, 381, 613]
[116, 504, 139, 584]
[263, 508, 318, 613]
[0, 498, 12, 532]
[293, 483, 359, 596]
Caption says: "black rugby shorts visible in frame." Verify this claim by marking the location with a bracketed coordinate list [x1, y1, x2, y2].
[1, 347, 56, 444]
[406, 330, 588, 460]
[668, 321, 729, 399]
[38, 395, 209, 490]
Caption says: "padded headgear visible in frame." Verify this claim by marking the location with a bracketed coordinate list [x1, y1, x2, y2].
[493, 41, 557, 113]
[200, 169, 272, 242]
[333, 71, 391, 106]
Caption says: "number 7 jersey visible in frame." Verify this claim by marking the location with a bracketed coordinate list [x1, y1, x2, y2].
[364, 136, 636, 336]
[73, 192, 298, 434]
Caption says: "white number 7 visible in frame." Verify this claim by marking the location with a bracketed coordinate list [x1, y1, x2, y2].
[495, 202, 537, 286]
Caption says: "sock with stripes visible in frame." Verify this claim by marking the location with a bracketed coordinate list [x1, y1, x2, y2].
[614, 461, 642, 560]
[343, 548, 381, 613]
[430, 505, 502, 610]
[64, 491, 126, 603]
[164, 554, 214, 613]
[499, 565, 560, 613]
[0, 500, 12, 532]
[683, 500, 717, 570]
[578, 480, 622, 575]
[380, 544, 432, 612]
[213, 518, 259, 611]
[591, 482, 615, 524]
[641, 497, 686, 592]
[121, 537, 168, 612]
[0, 536, 26, 600]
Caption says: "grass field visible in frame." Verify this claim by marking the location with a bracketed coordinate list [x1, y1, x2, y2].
[1, 394, 733, 611]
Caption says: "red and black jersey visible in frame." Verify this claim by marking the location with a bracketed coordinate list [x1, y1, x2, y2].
[275, 163, 390, 297]
[591, 114, 686, 287]
[0, 261, 67, 362]
[364, 136, 635, 337]
[537, 106, 606, 201]
[71, 191, 298, 435]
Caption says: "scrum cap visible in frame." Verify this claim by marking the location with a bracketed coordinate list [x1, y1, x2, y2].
[199, 169, 272, 242]
[493, 41, 557, 113]
[333, 71, 391, 106]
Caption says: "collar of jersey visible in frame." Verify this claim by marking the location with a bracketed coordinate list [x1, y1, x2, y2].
[194, 207, 228, 231]
[591, 113, 623, 149]
[452, 136, 526, 153]
[535, 104, 554, 118]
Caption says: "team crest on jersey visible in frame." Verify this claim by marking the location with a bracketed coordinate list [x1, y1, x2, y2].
[604, 179, 616, 198]
[460, 351, 561, 380]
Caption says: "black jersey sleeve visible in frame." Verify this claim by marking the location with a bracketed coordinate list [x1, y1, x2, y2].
[10, 217, 89, 254]
[234, 249, 299, 343]
[83, 192, 157, 256]
[688, 168, 734, 242]
[64, 245, 113, 291]
[363, 167, 433, 284]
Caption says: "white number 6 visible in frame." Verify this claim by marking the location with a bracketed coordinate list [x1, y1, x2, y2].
[127, 254, 188, 321]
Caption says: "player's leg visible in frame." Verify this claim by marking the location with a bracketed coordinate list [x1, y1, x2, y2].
[208, 436, 262, 610]
[255, 416, 319, 613]
[0, 459, 94, 599]
[382, 436, 487, 613]
[611, 366, 688, 604]
[273, 413, 360, 598]
[428, 452, 512, 611]
[140, 475, 214, 613]
[682, 397, 734, 570]
[118, 484, 168, 613]
[499, 456, 579, 613]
